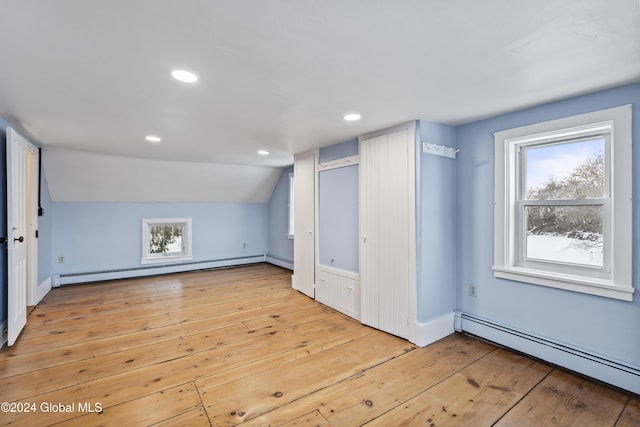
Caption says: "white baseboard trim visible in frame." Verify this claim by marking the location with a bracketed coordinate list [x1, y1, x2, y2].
[58, 255, 267, 285]
[1, 320, 7, 349]
[413, 312, 455, 347]
[37, 276, 52, 303]
[265, 255, 293, 270]
[455, 311, 640, 395]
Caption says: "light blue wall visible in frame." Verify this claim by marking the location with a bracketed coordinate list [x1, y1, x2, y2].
[417, 120, 457, 322]
[51, 202, 268, 275]
[318, 139, 359, 273]
[456, 83, 640, 366]
[318, 165, 358, 272]
[267, 166, 294, 264]
[0, 120, 8, 323]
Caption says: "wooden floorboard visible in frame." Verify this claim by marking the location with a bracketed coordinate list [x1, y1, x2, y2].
[0, 263, 636, 427]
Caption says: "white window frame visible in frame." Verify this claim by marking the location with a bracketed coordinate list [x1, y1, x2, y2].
[288, 172, 294, 239]
[141, 218, 193, 265]
[493, 105, 633, 301]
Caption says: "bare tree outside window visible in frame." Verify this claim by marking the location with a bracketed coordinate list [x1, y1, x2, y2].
[149, 224, 183, 255]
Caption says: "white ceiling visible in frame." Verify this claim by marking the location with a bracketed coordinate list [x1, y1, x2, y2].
[1, 1, 639, 201]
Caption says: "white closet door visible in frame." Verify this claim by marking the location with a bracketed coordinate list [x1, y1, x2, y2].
[292, 151, 316, 298]
[6, 128, 30, 346]
[360, 124, 416, 340]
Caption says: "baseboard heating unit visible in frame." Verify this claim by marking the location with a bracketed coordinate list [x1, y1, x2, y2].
[54, 255, 267, 286]
[454, 312, 640, 395]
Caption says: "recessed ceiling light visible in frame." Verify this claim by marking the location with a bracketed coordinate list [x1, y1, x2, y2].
[171, 69, 198, 83]
[145, 135, 162, 143]
[258, 150, 270, 156]
[344, 113, 361, 121]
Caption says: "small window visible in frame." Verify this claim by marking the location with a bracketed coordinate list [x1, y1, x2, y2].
[494, 105, 633, 301]
[288, 172, 294, 238]
[141, 218, 193, 264]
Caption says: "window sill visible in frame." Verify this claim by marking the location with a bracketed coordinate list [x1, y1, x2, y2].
[141, 255, 193, 265]
[492, 266, 634, 301]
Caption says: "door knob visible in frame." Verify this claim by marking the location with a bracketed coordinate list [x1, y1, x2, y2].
[14, 236, 24, 243]
[0, 237, 6, 244]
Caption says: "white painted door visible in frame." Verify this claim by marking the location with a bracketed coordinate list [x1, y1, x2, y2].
[292, 151, 316, 298]
[7, 128, 31, 346]
[360, 123, 416, 340]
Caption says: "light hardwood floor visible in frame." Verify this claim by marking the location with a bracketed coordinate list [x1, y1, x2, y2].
[0, 263, 638, 426]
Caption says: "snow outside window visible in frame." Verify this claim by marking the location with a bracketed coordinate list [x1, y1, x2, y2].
[141, 218, 193, 264]
[493, 106, 633, 301]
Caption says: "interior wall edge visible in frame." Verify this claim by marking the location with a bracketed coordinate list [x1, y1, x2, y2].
[265, 255, 293, 270]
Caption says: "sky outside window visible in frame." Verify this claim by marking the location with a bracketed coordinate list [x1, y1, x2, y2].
[525, 137, 605, 193]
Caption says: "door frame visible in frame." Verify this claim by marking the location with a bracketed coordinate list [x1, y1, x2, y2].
[26, 147, 39, 306]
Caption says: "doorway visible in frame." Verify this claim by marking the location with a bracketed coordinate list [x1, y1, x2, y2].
[6, 127, 39, 346]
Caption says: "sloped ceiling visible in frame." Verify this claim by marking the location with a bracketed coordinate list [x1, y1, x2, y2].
[43, 149, 282, 203]
[1, 1, 639, 202]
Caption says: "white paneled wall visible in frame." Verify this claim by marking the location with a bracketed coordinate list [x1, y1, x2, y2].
[360, 123, 416, 341]
[316, 266, 360, 319]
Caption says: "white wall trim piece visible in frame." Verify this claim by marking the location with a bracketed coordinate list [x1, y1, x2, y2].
[58, 255, 266, 285]
[37, 276, 52, 304]
[266, 255, 293, 270]
[317, 264, 359, 280]
[422, 142, 459, 159]
[413, 312, 455, 347]
[318, 155, 359, 171]
[455, 311, 640, 395]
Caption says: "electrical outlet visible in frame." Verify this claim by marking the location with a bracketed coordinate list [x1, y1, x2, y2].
[58, 256, 65, 264]
[469, 284, 478, 297]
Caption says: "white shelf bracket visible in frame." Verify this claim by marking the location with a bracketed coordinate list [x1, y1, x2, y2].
[422, 142, 459, 159]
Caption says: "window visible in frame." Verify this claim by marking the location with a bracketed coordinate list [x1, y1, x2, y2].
[493, 105, 633, 301]
[288, 172, 294, 238]
[141, 218, 193, 264]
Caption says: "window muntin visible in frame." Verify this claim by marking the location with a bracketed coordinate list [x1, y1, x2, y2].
[493, 105, 633, 301]
[142, 218, 193, 264]
[516, 135, 609, 275]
